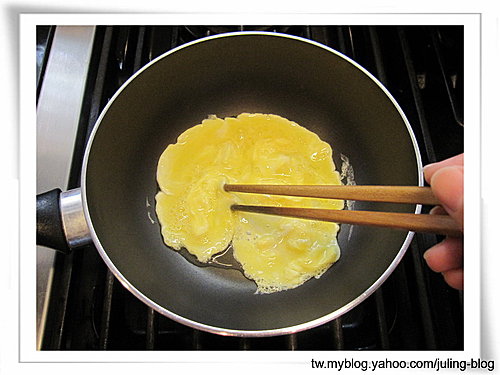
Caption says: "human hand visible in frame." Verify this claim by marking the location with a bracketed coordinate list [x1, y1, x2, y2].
[422, 153, 464, 290]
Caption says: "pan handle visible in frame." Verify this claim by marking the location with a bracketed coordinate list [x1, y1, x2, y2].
[37, 188, 92, 253]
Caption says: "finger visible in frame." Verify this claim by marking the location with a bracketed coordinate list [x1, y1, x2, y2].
[442, 268, 464, 290]
[423, 237, 463, 273]
[423, 153, 463, 184]
[429, 205, 447, 215]
[429, 166, 464, 230]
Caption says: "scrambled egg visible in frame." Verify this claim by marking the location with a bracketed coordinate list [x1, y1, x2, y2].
[155, 113, 343, 293]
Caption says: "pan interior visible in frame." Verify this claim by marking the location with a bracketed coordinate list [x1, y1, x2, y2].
[84, 33, 419, 334]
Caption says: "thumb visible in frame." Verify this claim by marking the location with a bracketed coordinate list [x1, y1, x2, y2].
[429, 166, 464, 231]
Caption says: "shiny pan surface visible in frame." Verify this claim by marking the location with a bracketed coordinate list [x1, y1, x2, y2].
[81, 32, 422, 336]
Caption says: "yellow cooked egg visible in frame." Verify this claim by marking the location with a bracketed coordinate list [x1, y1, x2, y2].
[155, 113, 344, 293]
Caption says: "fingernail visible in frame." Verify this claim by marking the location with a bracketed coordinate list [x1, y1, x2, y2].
[422, 250, 429, 260]
[429, 206, 446, 215]
[423, 163, 438, 182]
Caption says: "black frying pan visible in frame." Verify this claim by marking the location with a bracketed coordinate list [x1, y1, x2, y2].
[37, 31, 422, 336]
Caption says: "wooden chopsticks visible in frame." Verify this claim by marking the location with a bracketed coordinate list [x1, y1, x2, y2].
[225, 184, 440, 205]
[224, 184, 462, 237]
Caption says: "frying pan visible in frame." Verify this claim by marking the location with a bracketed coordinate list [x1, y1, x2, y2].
[36, 31, 422, 337]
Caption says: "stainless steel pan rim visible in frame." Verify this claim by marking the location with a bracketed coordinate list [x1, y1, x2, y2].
[80, 31, 423, 337]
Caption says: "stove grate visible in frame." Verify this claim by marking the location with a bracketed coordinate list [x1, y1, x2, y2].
[39, 25, 463, 351]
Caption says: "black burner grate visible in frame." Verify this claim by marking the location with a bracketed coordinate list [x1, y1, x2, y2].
[39, 25, 463, 350]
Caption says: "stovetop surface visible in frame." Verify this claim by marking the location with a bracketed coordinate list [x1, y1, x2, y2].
[37, 25, 463, 350]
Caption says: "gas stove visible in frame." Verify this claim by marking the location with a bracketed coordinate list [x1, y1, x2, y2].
[36, 25, 463, 350]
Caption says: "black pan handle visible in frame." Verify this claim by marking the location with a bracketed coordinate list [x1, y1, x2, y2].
[37, 188, 92, 253]
[37, 188, 70, 253]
